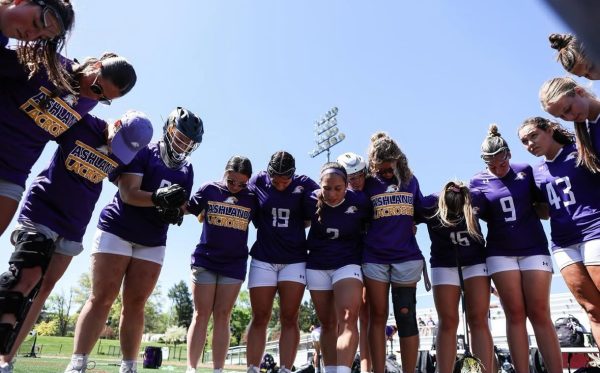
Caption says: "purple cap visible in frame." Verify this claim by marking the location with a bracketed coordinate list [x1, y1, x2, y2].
[111, 110, 153, 164]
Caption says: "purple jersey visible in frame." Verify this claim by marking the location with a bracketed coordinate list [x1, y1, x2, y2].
[418, 194, 486, 268]
[249, 171, 319, 264]
[304, 189, 371, 270]
[97, 143, 194, 247]
[362, 175, 424, 264]
[0, 33, 7, 47]
[0, 47, 97, 187]
[187, 182, 258, 280]
[19, 115, 121, 241]
[533, 143, 600, 248]
[469, 163, 549, 257]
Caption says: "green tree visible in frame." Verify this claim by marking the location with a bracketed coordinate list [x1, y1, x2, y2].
[144, 283, 169, 333]
[230, 290, 251, 346]
[72, 272, 91, 312]
[167, 281, 193, 328]
[46, 289, 73, 336]
[298, 299, 318, 332]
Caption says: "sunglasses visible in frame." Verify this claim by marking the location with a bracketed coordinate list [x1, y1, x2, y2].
[226, 179, 247, 189]
[90, 74, 112, 105]
[481, 148, 509, 165]
[32, 0, 65, 43]
[376, 167, 395, 176]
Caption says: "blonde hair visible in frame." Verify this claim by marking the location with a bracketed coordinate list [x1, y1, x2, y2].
[367, 131, 412, 187]
[539, 78, 600, 173]
[481, 124, 509, 155]
[432, 181, 482, 242]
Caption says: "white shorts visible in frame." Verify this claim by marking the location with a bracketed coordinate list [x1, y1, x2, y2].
[306, 264, 363, 291]
[191, 266, 243, 285]
[486, 255, 553, 275]
[553, 239, 600, 270]
[91, 229, 166, 265]
[0, 179, 24, 202]
[430, 264, 488, 286]
[362, 260, 423, 285]
[13, 220, 84, 256]
[247, 258, 307, 288]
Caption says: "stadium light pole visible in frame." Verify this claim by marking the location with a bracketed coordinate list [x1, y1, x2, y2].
[308, 107, 345, 162]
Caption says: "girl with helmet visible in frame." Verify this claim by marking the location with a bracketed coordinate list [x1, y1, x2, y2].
[469, 125, 562, 373]
[362, 132, 424, 373]
[245, 151, 318, 373]
[0, 48, 137, 238]
[65, 107, 202, 373]
[336, 152, 371, 373]
[304, 162, 370, 373]
[418, 181, 494, 373]
[184, 156, 257, 373]
[518, 117, 600, 356]
[0, 111, 152, 372]
[0, 0, 75, 92]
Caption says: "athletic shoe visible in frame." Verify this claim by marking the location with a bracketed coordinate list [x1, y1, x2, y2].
[0, 361, 13, 373]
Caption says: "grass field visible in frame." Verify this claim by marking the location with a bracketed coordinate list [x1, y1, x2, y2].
[11, 336, 238, 373]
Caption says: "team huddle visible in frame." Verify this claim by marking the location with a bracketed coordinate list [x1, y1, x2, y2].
[0, 2, 600, 373]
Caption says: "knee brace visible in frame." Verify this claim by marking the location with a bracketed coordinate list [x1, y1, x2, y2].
[0, 232, 54, 354]
[391, 286, 418, 337]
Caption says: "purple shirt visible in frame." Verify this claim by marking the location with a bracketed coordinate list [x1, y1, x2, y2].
[97, 143, 194, 247]
[0, 47, 97, 187]
[0, 33, 7, 48]
[19, 114, 121, 242]
[533, 143, 600, 248]
[249, 171, 319, 264]
[304, 189, 371, 270]
[187, 182, 258, 280]
[362, 175, 424, 264]
[418, 194, 486, 268]
[469, 163, 549, 257]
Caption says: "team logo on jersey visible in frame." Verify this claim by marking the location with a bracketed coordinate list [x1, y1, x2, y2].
[62, 94, 78, 106]
[223, 196, 238, 204]
[385, 184, 399, 192]
[292, 185, 304, 194]
[95, 145, 109, 155]
[345, 206, 358, 214]
[371, 192, 414, 219]
[515, 172, 526, 180]
[66, 140, 119, 183]
[566, 152, 578, 161]
[20, 86, 82, 137]
[206, 201, 251, 231]
[482, 178, 490, 184]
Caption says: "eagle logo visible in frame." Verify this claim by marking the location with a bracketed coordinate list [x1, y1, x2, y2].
[566, 152, 578, 161]
[292, 186, 304, 194]
[61, 94, 77, 106]
[385, 184, 399, 192]
[345, 206, 358, 214]
[515, 172, 526, 180]
[223, 196, 238, 204]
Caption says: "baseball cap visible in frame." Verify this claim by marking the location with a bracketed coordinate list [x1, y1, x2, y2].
[111, 110, 153, 164]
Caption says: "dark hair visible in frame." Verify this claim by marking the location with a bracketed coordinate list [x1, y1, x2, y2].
[267, 151, 296, 178]
[72, 52, 137, 96]
[367, 131, 412, 187]
[14, 0, 75, 93]
[316, 162, 347, 224]
[549, 33, 586, 73]
[225, 155, 253, 178]
[519, 117, 582, 165]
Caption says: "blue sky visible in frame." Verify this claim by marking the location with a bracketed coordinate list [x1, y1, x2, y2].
[0, 1, 586, 308]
